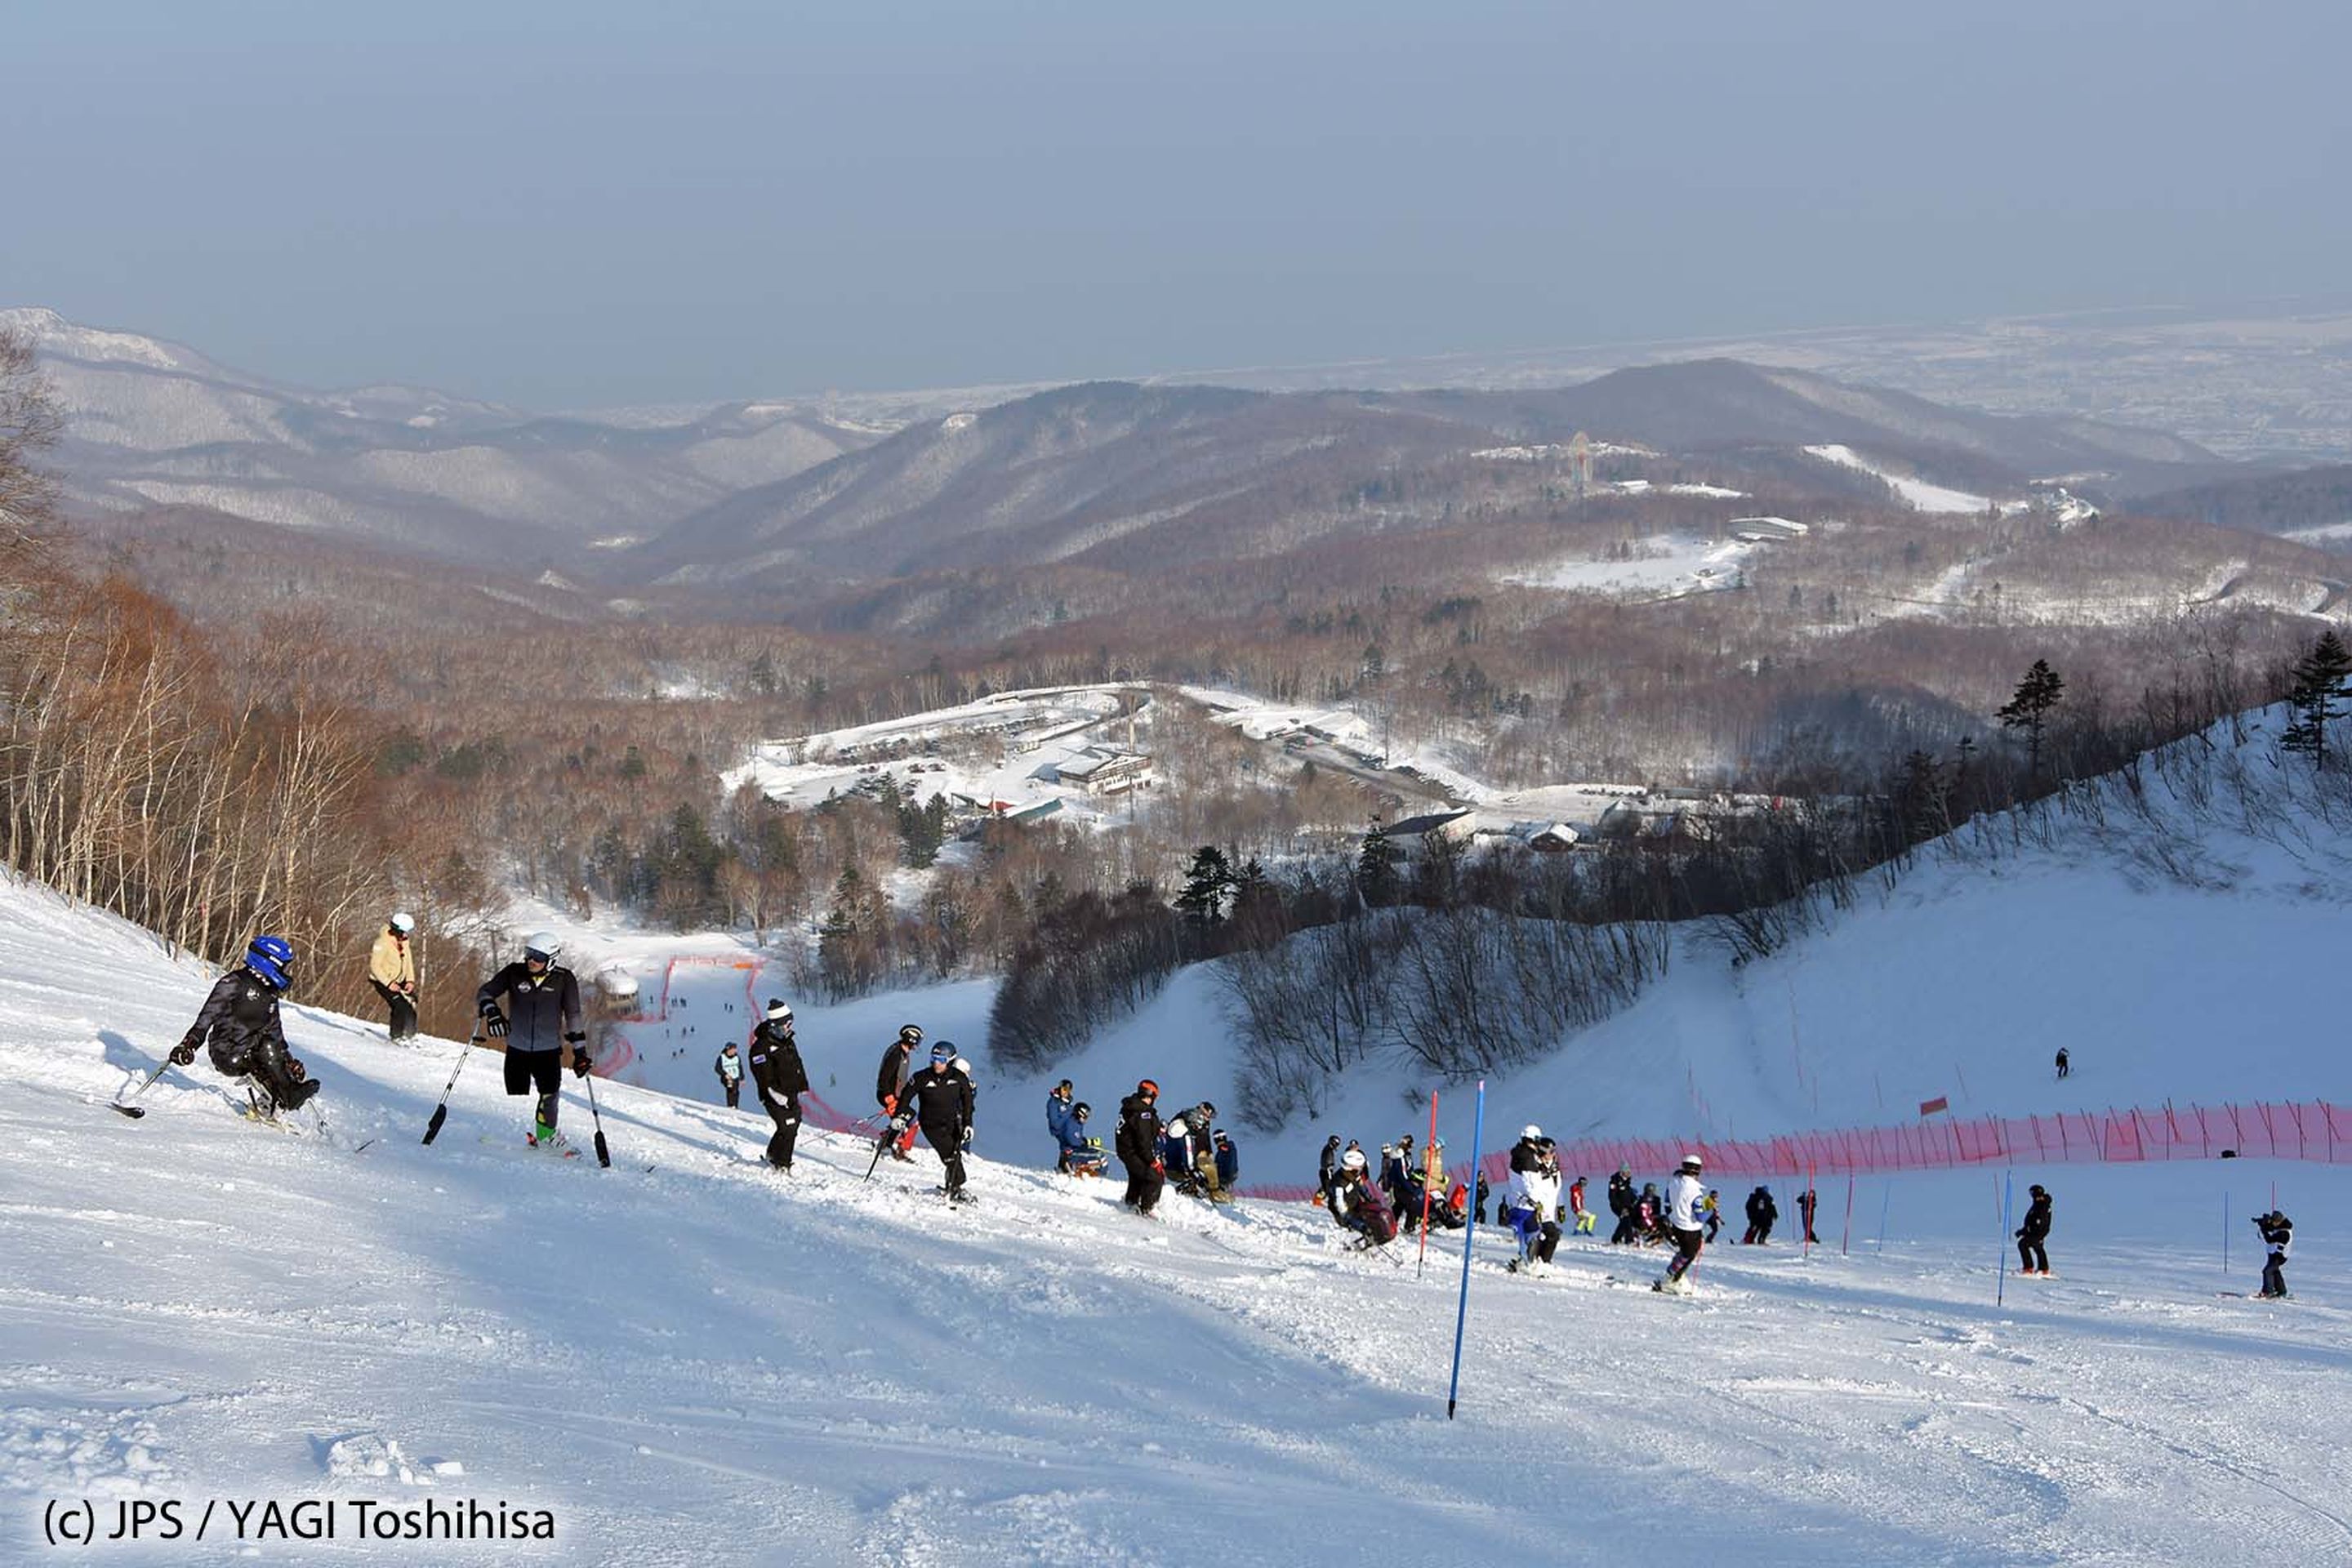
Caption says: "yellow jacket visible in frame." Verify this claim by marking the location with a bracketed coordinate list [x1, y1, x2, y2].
[368, 930, 416, 991]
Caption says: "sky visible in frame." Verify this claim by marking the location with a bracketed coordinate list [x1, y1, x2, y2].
[4, 0, 2345, 408]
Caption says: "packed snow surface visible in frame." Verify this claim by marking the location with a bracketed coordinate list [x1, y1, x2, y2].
[6, 840, 2350, 1563]
[1806, 443, 2021, 515]
[1504, 533, 1757, 598]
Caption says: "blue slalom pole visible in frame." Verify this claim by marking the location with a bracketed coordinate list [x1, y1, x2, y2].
[1997, 1171, 2012, 1307]
[1446, 1080, 1486, 1420]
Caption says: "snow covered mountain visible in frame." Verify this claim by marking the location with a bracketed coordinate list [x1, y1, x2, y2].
[8, 708, 2345, 1563]
[2, 307, 878, 566]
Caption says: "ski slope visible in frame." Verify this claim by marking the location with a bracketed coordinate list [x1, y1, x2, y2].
[4, 864, 2350, 1566]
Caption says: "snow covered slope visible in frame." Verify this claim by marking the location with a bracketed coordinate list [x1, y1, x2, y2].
[7, 824, 2352, 1562]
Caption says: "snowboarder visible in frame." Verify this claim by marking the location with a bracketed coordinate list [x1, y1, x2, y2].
[890, 1043, 977, 1202]
[475, 931, 590, 1149]
[1607, 1166, 1638, 1245]
[714, 1042, 743, 1107]
[745, 1000, 807, 1170]
[2255, 1209, 2293, 1298]
[1569, 1175, 1597, 1235]
[1116, 1079, 1165, 1216]
[2055, 1046, 2070, 1080]
[1797, 1187, 1820, 1245]
[2016, 1184, 2053, 1276]
[170, 935, 319, 1118]
[1657, 1154, 1708, 1294]
[1503, 1125, 1562, 1275]
[1743, 1186, 1777, 1245]
[1058, 1102, 1108, 1176]
[874, 1025, 923, 1163]
[367, 911, 420, 1042]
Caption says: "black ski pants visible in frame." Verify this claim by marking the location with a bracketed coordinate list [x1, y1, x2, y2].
[722, 1081, 741, 1109]
[2017, 1236, 2049, 1273]
[2262, 1254, 2287, 1297]
[1529, 1218, 1561, 1264]
[1744, 1219, 1774, 1245]
[1666, 1224, 1704, 1282]
[503, 1046, 563, 1129]
[1123, 1158, 1165, 1215]
[763, 1090, 802, 1169]
[1610, 1209, 1639, 1245]
[920, 1120, 966, 1194]
[373, 982, 418, 1041]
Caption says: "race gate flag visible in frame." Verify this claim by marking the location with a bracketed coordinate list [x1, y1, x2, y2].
[1919, 1096, 1950, 1117]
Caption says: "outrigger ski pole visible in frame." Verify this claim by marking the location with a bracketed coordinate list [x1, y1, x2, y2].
[110, 1056, 175, 1119]
[421, 1022, 483, 1145]
[581, 1065, 612, 1169]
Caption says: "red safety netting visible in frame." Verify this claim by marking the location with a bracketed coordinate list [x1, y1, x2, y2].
[1235, 1100, 2349, 1203]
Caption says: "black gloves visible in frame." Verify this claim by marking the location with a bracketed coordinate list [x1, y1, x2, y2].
[961, 1126, 973, 1149]
[171, 1042, 198, 1067]
[480, 1005, 507, 1038]
[567, 1034, 592, 1076]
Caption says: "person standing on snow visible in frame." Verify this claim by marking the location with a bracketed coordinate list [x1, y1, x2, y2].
[1045, 1079, 1076, 1147]
[1214, 1129, 1239, 1191]
[367, 912, 421, 1043]
[1116, 1078, 1165, 1217]
[1182, 1100, 1232, 1204]
[1607, 1166, 1638, 1245]
[2055, 1046, 2070, 1080]
[2255, 1209, 2293, 1298]
[171, 936, 320, 1118]
[1503, 1125, 1563, 1275]
[1569, 1175, 1597, 1236]
[714, 1041, 743, 1108]
[1797, 1187, 1820, 1244]
[1701, 1188, 1724, 1243]
[891, 1043, 978, 1203]
[1657, 1155, 1708, 1294]
[874, 1025, 923, 1164]
[745, 1000, 808, 1171]
[2016, 1184, 2054, 1276]
[475, 931, 589, 1149]
[1743, 1186, 1778, 1245]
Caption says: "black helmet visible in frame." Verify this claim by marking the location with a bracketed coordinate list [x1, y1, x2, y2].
[899, 1024, 923, 1045]
[1073, 1102, 1091, 1120]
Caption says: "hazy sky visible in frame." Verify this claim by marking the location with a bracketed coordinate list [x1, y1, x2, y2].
[6, 1, 2344, 407]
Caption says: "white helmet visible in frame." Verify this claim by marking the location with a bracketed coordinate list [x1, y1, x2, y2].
[1342, 1148, 1368, 1170]
[1679, 1153, 1703, 1172]
[952, 1057, 971, 1075]
[389, 911, 416, 934]
[1168, 1117, 1189, 1136]
[523, 931, 561, 962]
[1522, 1124, 1543, 1141]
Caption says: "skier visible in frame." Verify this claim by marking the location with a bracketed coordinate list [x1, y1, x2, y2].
[2016, 1184, 2053, 1276]
[1045, 1080, 1076, 1147]
[1701, 1188, 1723, 1243]
[1214, 1129, 1239, 1191]
[2254, 1209, 2293, 1298]
[1797, 1187, 1820, 1245]
[1329, 1150, 1396, 1246]
[1058, 1102, 1108, 1177]
[889, 1043, 977, 1203]
[1183, 1101, 1232, 1204]
[170, 936, 319, 1118]
[1607, 1166, 1638, 1245]
[874, 1025, 923, 1164]
[1503, 1125, 1562, 1276]
[475, 932, 589, 1148]
[1116, 1078, 1165, 1217]
[1569, 1175, 1597, 1236]
[2055, 1046, 2070, 1080]
[714, 1041, 743, 1107]
[1656, 1154, 1708, 1294]
[367, 911, 420, 1042]
[1636, 1182, 1663, 1245]
[1743, 1185, 1778, 1245]
[745, 1000, 807, 1171]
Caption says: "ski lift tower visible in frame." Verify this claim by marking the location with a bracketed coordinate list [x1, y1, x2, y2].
[1569, 431, 1593, 505]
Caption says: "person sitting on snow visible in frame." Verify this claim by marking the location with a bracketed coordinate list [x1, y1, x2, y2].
[1503, 1125, 1563, 1275]
[1330, 1150, 1396, 1247]
[1058, 1101, 1108, 1177]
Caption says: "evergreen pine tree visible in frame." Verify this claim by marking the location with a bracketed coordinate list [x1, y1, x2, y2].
[2280, 630, 2352, 768]
[1174, 846, 1236, 927]
[1996, 659, 2065, 782]
[1356, 819, 1401, 906]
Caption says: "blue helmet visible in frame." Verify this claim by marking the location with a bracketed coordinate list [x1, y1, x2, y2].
[244, 935, 294, 989]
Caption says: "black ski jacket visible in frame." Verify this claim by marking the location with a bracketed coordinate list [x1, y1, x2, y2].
[875, 1040, 915, 1108]
[895, 1062, 974, 1135]
[1746, 1189, 1777, 1226]
[2019, 1194, 2053, 1242]
[1116, 1092, 1164, 1170]
[476, 961, 581, 1054]
[179, 966, 287, 1057]
[1319, 1138, 1341, 1183]
[1608, 1172, 1635, 1215]
[746, 1020, 808, 1105]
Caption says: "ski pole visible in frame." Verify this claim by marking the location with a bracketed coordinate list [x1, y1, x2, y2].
[582, 1064, 612, 1169]
[865, 1120, 898, 1182]
[421, 1023, 483, 1145]
[110, 1056, 176, 1119]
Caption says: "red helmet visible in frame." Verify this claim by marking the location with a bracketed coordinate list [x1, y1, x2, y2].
[1137, 1078, 1159, 1099]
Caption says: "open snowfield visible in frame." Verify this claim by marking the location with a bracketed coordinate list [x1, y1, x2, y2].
[1806, 443, 2021, 516]
[1503, 533, 1757, 599]
[6, 853, 2350, 1564]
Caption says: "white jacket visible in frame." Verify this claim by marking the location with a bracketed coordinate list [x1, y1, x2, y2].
[1510, 1163, 1561, 1218]
[1665, 1173, 1708, 1231]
